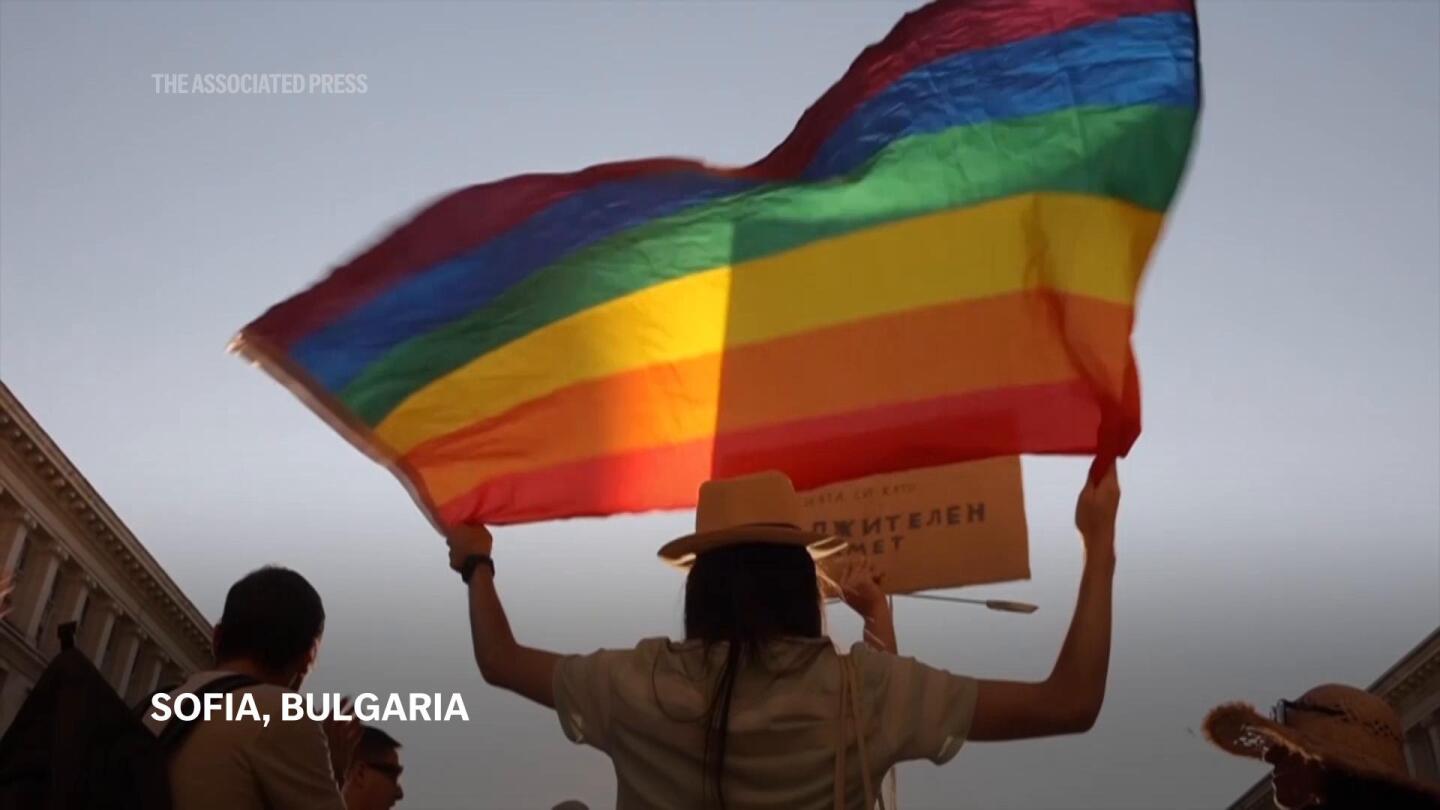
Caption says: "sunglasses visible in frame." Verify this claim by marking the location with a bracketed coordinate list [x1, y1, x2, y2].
[1272, 699, 1345, 726]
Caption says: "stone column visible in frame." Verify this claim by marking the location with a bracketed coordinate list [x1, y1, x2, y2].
[104, 620, 142, 696]
[1408, 724, 1439, 781]
[81, 598, 119, 670]
[0, 498, 31, 572]
[126, 644, 166, 705]
[11, 532, 61, 645]
[1, 505, 35, 633]
[1428, 720, 1440, 779]
[66, 575, 96, 631]
[37, 562, 89, 658]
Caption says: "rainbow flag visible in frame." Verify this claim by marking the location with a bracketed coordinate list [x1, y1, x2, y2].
[235, 0, 1199, 527]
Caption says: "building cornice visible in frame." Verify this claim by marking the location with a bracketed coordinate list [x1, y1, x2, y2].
[0, 382, 212, 668]
[1371, 627, 1440, 718]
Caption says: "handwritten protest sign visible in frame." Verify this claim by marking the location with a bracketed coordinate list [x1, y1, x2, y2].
[800, 457, 1029, 596]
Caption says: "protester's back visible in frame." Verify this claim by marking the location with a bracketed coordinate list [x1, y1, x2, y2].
[142, 566, 345, 810]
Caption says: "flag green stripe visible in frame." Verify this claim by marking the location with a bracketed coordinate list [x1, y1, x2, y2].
[345, 103, 1196, 425]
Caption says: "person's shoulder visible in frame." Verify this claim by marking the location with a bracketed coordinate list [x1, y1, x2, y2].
[564, 637, 671, 658]
[610, 637, 725, 680]
[590, 637, 673, 668]
[168, 670, 288, 698]
[847, 641, 953, 670]
[247, 685, 325, 755]
[846, 641, 899, 667]
[146, 671, 286, 726]
[240, 682, 294, 713]
[846, 642, 889, 675]
[558, 638, 672, 679]
[845, 642, 941, 691]
[636, 636, 678, 655]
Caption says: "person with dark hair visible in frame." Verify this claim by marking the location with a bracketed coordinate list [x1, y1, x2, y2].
[211, 565, 328, 675]
[343, 725, 405, 810]
[1204, 684, 1440, 809]
[448, 467, 1122, 809]
[143, 565, 352, 810]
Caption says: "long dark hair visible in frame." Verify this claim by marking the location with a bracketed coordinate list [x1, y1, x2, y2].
[683, 543, 823, 808]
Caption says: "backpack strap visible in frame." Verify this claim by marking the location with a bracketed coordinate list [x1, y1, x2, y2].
[153, 674, 262, 756]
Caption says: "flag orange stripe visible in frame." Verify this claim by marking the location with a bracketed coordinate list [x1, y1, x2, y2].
[408, 291, 1131, 508]
[435, 378, 1104, 525]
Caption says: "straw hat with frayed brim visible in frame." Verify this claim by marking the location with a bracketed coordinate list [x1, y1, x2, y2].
[1203, 683, 1440, 800]
[657, 471, 847, 569]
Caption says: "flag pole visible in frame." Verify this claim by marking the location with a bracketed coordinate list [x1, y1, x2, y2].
[898, 593, 1038, 613]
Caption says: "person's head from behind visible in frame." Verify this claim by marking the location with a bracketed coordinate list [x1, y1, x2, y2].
[344, 726, 404, 810]
[661, 471, 840, 808]
[683, 542, 822, 644]
[673, 471, 831, 645]
[682, 542, 822, 809]
[213, 566, 325, 688]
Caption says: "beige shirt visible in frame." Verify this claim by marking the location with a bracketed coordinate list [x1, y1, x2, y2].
[553, 637, 978, 810]
[142, 671, 346, 810]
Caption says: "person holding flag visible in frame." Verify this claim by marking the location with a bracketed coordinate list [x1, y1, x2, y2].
[445, 466, 1120, 810]
[230, 2, 1189, 802]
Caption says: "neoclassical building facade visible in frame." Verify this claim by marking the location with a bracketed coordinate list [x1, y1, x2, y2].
[0, 382, 212, 729]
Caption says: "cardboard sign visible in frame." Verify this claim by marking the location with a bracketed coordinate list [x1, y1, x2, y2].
[800, 457, 1029, 596]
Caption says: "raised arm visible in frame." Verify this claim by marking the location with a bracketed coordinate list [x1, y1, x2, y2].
[446, 525, 562, 709]
[969, 467, 1120, 741]
[840, 560, 898, 654]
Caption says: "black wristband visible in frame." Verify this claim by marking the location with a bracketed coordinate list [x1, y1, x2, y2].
[459, 554, 495, 584]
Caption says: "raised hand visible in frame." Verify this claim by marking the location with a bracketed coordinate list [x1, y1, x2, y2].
[838, 555, 888, 621]
[837, 555, 897, 653]
[1074, 466, 1120, 556]
[446, 524, 494, 573]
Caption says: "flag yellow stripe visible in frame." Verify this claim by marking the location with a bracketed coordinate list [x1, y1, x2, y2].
[377, 192, 1161, 454]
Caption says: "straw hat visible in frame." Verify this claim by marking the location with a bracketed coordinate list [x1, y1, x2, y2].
[1204, 683, 1440, 800]
[657, 471, 847, 568]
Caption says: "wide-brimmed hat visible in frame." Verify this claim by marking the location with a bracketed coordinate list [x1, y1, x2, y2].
[1204, 683, 1440, 800]
[657, 471, 847, 568]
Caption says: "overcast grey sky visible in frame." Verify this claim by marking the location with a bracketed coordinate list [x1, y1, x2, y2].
[2, 1, 1437, 808]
